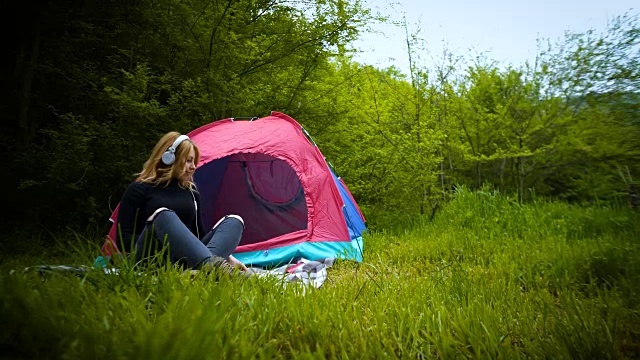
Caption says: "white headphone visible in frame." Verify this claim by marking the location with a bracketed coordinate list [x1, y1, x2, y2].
[161, 134, 190, 165]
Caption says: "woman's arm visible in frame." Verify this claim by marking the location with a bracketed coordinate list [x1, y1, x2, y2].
[117, 182, 147, 252]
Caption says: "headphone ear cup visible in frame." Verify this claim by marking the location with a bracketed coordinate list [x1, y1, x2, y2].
[161, 151, 175, 165]
[161, 134, 189, 165]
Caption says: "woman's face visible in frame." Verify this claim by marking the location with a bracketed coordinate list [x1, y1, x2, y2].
[181, 147, 196, 182]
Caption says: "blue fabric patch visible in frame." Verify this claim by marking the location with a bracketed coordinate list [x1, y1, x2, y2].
[330, 169, 367, 240]
[233, 237, 364, 268]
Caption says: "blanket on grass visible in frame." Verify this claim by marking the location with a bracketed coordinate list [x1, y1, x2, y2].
[18, 257, 335, 290]
[247, 257, 335, 289]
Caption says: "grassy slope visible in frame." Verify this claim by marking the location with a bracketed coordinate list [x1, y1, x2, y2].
[1, 189, 639, 359]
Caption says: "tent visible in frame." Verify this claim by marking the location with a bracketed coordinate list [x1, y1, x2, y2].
[102, 112, 366, 267]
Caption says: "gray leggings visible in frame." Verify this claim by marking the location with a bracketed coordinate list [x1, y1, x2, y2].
[134, 210, 244, 269]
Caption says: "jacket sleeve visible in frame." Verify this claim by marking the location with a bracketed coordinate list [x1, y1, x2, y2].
[116, 182, 147, 252]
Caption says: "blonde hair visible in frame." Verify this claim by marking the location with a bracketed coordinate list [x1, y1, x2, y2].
[136, 131, 200, 189]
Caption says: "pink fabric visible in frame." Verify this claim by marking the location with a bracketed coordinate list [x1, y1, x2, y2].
[237, 230, 308, 253]
[188, 112, 349, 252]
[103, 112, 350, 254]
[103, 204, 120, 256]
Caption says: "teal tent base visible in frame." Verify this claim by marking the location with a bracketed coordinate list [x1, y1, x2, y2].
[233, 237, 364, 268]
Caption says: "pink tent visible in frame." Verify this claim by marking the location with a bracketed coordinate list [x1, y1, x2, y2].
[102, 112, 366, 267]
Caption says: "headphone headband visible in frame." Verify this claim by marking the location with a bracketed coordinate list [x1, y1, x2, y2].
[169, 135, 190, 152]
[161, 134, 190, 165]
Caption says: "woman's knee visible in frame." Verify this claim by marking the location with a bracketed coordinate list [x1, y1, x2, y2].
[212, 214, 244, 231]
[226, 214, 244, 229]
[147, 207, 174, 223]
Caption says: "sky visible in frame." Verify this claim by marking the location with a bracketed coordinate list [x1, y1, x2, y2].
[351, 0, 638, 75]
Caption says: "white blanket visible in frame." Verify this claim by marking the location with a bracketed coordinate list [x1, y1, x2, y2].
[248, 257, 335, 290]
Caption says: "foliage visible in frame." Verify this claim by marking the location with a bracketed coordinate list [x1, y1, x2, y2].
[1, 0, 372, 233]
[1, 192, 639, 358]
[1, 0, 638, 234]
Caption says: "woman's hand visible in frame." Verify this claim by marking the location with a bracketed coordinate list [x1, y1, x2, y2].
[227, 255, 248, 271]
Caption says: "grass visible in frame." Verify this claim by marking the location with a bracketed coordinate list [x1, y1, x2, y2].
[1, 188, 639, 359]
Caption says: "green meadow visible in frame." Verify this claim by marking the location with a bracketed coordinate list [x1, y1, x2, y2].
[2, 189, 639, 359]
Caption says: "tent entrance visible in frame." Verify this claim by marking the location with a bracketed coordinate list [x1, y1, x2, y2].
[194, 153, 308, 245]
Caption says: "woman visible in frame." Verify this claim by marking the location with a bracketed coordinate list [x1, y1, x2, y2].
[116, 131, 249, 276]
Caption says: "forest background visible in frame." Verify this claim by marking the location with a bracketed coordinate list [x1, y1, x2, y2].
[1, 0, 639, 239]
